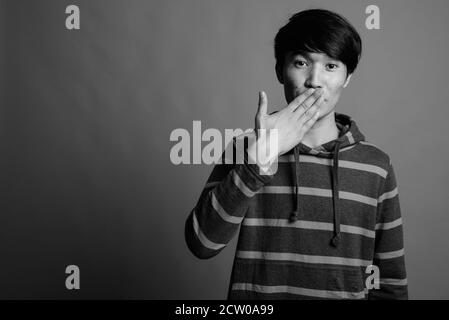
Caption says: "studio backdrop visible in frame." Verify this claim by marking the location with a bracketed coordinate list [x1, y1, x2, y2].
[1, 0, 449, 299]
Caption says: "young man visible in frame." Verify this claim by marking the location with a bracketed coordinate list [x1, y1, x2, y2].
[185, 9, 408, 300]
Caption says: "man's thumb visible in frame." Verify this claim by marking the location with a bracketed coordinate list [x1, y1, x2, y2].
[257, 91, 268, 118]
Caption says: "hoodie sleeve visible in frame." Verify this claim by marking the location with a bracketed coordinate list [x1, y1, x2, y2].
[185, 136, 274, 259]
[368, 160, 408, 300]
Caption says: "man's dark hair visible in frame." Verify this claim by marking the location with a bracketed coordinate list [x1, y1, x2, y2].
[274, 9, 362, 75]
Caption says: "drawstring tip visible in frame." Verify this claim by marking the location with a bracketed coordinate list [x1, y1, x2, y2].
[289, 211, 299, 222]
[331, 234, 341, 247]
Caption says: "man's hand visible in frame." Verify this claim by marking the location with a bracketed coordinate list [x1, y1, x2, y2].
[256, 88, 324, 157]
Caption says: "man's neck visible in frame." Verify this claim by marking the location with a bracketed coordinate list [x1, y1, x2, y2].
[301, 111, 340, 149]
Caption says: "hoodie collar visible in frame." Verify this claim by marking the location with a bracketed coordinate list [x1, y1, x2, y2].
[295, 112, 365, 157]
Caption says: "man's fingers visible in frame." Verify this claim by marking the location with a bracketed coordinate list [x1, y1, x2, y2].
[300, 110, 320, 134]
[302, 95, 324, 118]
[287, 88, 316, 112]
[297, 96, 322, 127]
[256, 91, 268, 129]
[294, 88, 323, 116]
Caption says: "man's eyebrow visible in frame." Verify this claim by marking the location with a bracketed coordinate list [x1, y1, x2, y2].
[291, 51, 340, 63]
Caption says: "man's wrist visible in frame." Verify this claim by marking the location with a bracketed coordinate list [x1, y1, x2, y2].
[247, 130, 279, 175]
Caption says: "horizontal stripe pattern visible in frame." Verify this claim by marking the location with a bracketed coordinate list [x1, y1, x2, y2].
[258, 186, 379, 207]
[232, 170, 256, 197]
[231, 283, 366, 300]
[379, 278, 408, 286]
[374, 248, 405, 260]
[359, 141, 380, 149]
[186, 122, 407, 299]
[339, 160, 387, 178]
[376, 218, 402, 230]
[208, 182, 388, 208]
[242, 218, 375, 238]
[236, 250, 372, 267]
[378, 187, 398, 203]
[338, 144, 357, 152]
[278, 154, 387, 178]
[211, 192, 243, 224]
[237, 225, 375, 262]
[243, 193, 376, 230]
[192, 211, 226, 250]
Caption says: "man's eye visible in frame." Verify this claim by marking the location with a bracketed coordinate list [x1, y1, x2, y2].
[327, 64, 339, 70]
[294, 60, 307, 67]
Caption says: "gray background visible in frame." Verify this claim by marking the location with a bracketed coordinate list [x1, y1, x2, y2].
[1, 0, 448, 299]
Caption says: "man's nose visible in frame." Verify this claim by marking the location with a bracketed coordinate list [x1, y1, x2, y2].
[304, 66, 323, 89]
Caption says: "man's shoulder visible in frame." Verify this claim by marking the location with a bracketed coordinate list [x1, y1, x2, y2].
[352, 141, 392, 171]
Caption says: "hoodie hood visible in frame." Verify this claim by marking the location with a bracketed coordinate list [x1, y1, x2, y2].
[289, 112, 365, 247]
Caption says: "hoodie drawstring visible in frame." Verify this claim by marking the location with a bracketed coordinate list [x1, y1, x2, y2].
[290, 146, 300, 222]
[286, 113, 364, 247]
[289, 140, 343, 247]
[330, 141, 342, 247]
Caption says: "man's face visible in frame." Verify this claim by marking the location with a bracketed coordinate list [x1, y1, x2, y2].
[277, 51, 351, 118]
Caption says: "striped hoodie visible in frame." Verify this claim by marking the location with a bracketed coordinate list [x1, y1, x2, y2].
[185, 113, 408, 300]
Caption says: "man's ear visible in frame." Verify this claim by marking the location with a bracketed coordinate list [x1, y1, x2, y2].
[343, 73, 352, 88]
[275, 62, 284, 84]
